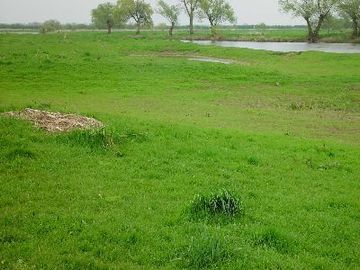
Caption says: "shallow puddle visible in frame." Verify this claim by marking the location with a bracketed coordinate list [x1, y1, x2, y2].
[188, 57, 232, 64]
[184, 40, 360, 54]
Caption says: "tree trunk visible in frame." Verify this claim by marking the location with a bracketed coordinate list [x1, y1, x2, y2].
[136, 22, 141, 34]
[305, 18, 315, 42]
[351, 18, 359, 39]
[107, 20, 112, 34]
[312, 15, 325, 43]
[189, 13, 194, 35]
[169, 22, 175, 37]
[210, 23, 216, 37]
[305, 16, 325, 43]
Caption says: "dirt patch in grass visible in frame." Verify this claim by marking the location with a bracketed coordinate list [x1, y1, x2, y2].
[2, 108, 104, 132]
[188, 57, 233, 64]
[129, 52, 249, 65]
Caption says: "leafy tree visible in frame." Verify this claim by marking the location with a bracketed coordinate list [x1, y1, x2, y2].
[39, 20, 61, 34]
[256, 23, 267, 30]
[279, 0, 337, 42]
[322, 14, 351, 33]
[181, 0, 200, 35]
[157, 0, 181, 36]
[198, 0, 236, 36]
[117, 0, 153, 34]
[92, 2, 119, 34]
[338, 0, 360, 38]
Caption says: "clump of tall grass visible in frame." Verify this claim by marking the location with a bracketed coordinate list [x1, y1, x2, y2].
[254, 228, 293, 254]
[58, 129, 118, 150]
[187, 189, 242, 220]
[182, 232, 230, 269]
[56, 128, 148, 151]
[5, 148, 36, 160]
[247, 156, 259, 166]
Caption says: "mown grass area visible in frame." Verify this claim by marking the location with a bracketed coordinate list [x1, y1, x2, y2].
[0, 31, 360, 269]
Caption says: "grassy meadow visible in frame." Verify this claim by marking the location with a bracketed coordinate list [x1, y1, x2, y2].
[0, 31, 360, 269]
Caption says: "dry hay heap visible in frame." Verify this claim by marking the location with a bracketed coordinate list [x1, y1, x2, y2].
[3, 108, 104, 132]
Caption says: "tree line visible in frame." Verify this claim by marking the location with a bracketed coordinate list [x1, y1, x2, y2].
[280, 0, 360, 42]
[92, 0, 360, 41]
[1, 0, 358, 42]
[91, 0, 236, 36]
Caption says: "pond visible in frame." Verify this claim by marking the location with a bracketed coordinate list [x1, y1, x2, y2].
[183, 40, 360, 54]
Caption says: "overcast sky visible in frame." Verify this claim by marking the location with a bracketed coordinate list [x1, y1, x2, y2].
[0, 0, 303, 25]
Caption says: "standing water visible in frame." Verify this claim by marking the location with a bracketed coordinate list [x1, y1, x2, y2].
[183, 40, 360, 54]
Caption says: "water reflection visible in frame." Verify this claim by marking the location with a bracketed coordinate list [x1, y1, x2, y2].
[183, 40, 360, 54]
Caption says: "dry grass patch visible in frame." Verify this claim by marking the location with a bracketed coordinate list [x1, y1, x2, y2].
[3, 108, 103, 132]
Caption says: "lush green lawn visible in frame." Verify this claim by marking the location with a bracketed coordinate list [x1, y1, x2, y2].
[1, 31, 360, 269]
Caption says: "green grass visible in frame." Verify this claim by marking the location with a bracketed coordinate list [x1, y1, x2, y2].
[0, 31, 360, 269]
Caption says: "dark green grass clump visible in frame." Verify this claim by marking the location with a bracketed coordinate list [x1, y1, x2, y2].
[55, 128, 148, 155]
[254, 229, 293, 254]
[57, 129, 117, 150]
[182, 233, 230, 269]
[188, 189, 242, 220]
[5, 148, 36, 160]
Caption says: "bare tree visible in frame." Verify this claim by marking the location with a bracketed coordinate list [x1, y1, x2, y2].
[118, 0, 153, 34]
[338, 0, 360, 38]
[198, 0, 236, 36]
[158, 0, 181, 36]
[181, 0, 200, 34]
[279, 0, 337, 42]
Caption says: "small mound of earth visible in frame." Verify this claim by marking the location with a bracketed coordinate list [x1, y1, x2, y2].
[3, 108, 104, 132]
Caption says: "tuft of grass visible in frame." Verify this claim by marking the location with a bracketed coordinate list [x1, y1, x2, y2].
[288, 102, 313, 111]
[187, 189, 242, 220]
[57, 129, 118, 150]
[182, 232, 230, 269]
[56, 128, 148, 152]
[247, 156, 260, 166]
[5, 148, 36, 160]
[254, 228, 293, 254]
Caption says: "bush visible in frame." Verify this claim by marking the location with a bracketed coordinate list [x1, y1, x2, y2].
[40, 20, 61, 34]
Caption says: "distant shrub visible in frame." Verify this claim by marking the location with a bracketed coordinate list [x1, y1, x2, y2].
[188, 189, 242, 220]
[183, 233, 230, 269]
[40, 20, 61, 34]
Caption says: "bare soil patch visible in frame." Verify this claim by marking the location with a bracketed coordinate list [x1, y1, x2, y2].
[3, 108, 104, 132]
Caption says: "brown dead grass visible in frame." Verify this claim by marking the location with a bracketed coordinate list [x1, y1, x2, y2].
[3, 108, 104, 132]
